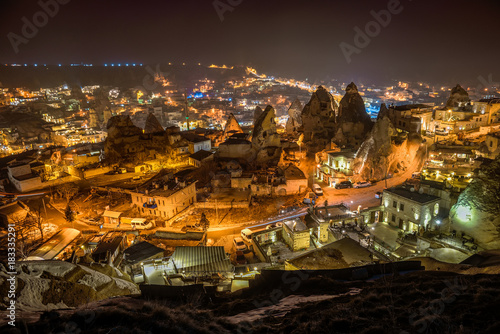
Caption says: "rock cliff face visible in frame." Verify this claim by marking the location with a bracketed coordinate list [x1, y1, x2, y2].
[352, 116, 422, 180]
[446, 84, 471, 110]
[252, 105, 282, 166]
[144, 113, 164, 134]
[301, 86, 338, 153]
[104, 115, 169, 163]
[288, 99, 303, 125]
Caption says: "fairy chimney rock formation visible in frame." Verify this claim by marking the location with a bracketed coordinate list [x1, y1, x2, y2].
[288, 99, 303, 125]
[222, 113, 244, 142]
[253, 106, 263, 126]
[144, 113, 164, 134]
[301, 86, 338, 153]
[446, 84, 471, 110]
[252, 105, 282, 165]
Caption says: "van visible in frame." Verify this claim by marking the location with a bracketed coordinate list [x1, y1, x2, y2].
[131, 218, 152, 230]
[241, 228, 253, 243]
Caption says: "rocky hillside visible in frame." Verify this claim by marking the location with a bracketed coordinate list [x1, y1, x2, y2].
[3, 268, 500, 333]
[0, 261, 139, 313]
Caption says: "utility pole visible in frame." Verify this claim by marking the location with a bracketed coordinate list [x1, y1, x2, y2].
[184, 89, 190, 131]
[215, 199, 219, 224]
[42, 198, 48, 223]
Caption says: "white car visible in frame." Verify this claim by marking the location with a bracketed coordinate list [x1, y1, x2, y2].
[233, 237, 247, 252]
[312, 184, 323, 196]
[354, 181, 372, 188]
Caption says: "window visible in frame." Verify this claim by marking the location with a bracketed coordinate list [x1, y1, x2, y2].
[392, 214, 396, 222]
[393, 201, 397, 208]
[400, 203, 404, 211]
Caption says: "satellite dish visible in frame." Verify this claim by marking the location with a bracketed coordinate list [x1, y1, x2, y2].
[418, 188, 424, 194]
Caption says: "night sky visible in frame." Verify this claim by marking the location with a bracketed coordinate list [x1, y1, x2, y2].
[0, 0, 499, 84]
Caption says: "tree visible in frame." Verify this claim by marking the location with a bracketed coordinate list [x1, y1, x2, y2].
[200, 213, 210, 231]
[64, 204, 76, 227]
[28, 202, 45, 241]
[12, 214, 37, 259]
[455, 156, 500, 215]
[57, 183, 79, 204]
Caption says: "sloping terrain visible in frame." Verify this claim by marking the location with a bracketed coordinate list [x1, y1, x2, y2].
[0, 261, 139, 313]
[2, 270, 500, 333]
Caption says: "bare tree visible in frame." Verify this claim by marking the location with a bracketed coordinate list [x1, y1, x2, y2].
[12, 214, 38, 259]
[56, 183, 79, 204]
[28, 202, 46, 242]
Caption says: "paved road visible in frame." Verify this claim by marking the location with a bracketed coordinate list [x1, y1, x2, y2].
[317, 166, 418, 210]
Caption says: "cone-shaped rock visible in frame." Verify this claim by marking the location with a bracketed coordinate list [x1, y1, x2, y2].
[223, 113, 243, 140]
[144, 113, 164, 134]
[446, 84, 470, 109]
[338, 82, 372, 127]
[288, 99, 303, 125]
[254, 106, 263, 126]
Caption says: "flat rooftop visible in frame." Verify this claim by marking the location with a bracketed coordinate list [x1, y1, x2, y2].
[385, 187, 440, 204]
[283, 218, 308, 232]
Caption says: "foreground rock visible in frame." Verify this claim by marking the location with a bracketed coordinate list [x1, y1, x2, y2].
[0, 261, 139, 312]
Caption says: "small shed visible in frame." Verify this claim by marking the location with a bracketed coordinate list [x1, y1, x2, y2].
[103, 210, 122, 225]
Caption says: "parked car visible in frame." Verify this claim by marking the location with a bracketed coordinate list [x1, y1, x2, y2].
[375, 191, 382, 199]
[312, 184, 324, 196]
[335, 181, 353, 189]
[303, 192, 316, 204]
[233, 237, 248, 251]
[354, 181, 372, 188]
